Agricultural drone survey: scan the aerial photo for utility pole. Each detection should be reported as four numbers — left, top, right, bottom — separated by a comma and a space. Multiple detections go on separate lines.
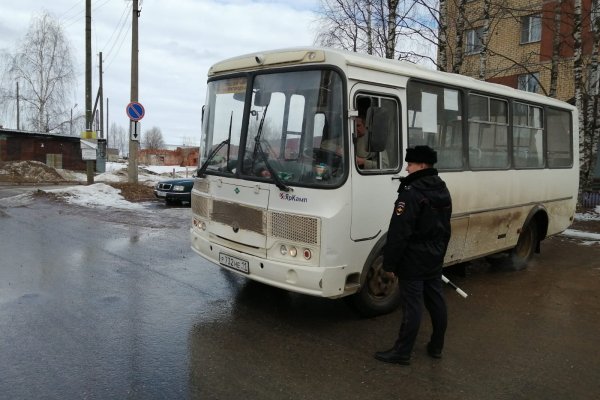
128, 0, 140, 183
106, 98, 109, 148
99, 51, 104, 139
85, 0, 94, 184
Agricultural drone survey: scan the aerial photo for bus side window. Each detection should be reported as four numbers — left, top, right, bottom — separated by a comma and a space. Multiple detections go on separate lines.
468, 94, 509, 169
547, 108, 573, 168
406, 81, 464, 170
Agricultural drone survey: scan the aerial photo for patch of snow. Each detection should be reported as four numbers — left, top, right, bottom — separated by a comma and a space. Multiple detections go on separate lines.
561, 229, 600, 241
45, 183, 145, 210
575, 206, 600, 221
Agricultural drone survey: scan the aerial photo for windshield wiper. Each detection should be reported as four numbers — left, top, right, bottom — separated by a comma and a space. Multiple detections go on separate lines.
250, 104, 290, 192
197, 110, 235, 177
255, 141, 291, 192
197, 138, 230, 178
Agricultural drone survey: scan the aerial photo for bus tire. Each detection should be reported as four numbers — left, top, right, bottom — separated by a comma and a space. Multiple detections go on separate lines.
509, 220, 538, 270
348, 253, 401, 317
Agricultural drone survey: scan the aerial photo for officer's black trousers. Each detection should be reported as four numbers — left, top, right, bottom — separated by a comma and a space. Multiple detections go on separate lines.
394, 276, 448, 356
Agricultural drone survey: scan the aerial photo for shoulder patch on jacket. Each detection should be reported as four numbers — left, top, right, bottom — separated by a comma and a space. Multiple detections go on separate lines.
395, 201, 406, 216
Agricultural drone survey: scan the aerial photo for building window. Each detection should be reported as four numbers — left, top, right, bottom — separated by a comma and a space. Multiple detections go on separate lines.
518, 73, 540, 93
521, 15, 541, 43
465, 27, 484, 54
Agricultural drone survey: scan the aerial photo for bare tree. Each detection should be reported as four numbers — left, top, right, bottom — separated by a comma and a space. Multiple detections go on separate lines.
108, 122, 128, 156
142, 126, 165, 150
576, 0, 600, 194
315, 0, 367, 53
2, 11, 75, 133
437, 0, 448, 71
548, 0, 564, 98
315, 0, 435, 62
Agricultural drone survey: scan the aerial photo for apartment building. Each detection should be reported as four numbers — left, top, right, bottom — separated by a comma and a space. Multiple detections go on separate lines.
442, 0, 598, 101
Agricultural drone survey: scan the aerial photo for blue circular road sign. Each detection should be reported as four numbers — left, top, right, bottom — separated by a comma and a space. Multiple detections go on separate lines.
126, 102, 145, 121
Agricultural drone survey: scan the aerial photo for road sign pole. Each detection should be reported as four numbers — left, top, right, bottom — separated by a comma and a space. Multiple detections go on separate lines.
128, 0, 140, 184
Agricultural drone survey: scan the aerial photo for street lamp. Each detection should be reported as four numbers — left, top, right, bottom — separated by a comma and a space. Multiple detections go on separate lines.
70, 104, 78, 136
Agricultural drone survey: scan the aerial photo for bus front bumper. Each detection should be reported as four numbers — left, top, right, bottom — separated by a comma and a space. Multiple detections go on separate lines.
190, 229, 351, 298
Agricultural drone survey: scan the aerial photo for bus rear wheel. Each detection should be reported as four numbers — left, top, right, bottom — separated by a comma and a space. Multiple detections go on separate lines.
348, 254, 401, 317
509, 220, 538, 270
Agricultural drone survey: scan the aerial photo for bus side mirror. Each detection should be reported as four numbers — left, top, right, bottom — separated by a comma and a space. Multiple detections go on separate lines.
254, 89, 271, 107
366, 107, 390, 152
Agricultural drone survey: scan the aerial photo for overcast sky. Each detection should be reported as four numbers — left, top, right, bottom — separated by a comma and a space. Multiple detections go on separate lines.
0, 0, 320, 147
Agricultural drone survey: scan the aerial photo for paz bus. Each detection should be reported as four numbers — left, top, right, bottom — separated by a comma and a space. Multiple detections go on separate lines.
190, 47, 578, 316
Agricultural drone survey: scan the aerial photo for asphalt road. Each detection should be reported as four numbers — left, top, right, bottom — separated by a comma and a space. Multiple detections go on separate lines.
1, 187, 599, 400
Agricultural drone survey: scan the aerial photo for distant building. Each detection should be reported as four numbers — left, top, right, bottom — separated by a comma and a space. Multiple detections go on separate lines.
0, 128, 86, 170
138, 147, 199, 167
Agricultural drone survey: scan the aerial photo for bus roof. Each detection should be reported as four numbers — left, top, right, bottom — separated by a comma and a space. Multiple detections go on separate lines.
208, 47, 576, 111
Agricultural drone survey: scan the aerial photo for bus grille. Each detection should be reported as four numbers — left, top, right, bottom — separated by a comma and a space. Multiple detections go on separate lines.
191, 192, 319, 244
212, 200, 266, 234
191, 193, 210, 218
269, 213, 319, 245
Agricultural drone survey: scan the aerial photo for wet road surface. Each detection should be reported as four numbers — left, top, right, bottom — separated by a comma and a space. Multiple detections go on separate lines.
1, 189, 599, 399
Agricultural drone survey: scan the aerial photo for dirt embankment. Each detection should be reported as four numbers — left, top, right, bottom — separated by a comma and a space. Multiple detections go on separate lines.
0, 161, 65, 183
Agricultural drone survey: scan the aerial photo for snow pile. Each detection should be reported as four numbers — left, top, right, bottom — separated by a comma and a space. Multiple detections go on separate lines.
45, 183, 145, 210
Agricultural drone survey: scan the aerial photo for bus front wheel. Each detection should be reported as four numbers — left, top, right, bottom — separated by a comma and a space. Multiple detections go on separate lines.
509, 220, 538, 270
348, 254, 402, 317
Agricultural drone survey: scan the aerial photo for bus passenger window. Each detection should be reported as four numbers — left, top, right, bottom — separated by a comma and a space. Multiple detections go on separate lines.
547, 108, 573, 167
513, 103, 544, 168
406, 82, 464, 169
468, 94, 509, 169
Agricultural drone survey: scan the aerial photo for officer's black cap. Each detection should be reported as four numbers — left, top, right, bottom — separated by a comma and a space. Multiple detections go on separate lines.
405, 145, 437, 164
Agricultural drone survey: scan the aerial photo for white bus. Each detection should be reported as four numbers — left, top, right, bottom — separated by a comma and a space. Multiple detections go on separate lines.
190, 48, 578, 316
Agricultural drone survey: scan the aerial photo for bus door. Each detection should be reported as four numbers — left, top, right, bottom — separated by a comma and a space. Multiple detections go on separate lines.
350, 90, 403, 242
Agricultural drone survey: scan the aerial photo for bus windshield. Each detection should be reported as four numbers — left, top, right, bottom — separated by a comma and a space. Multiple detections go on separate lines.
200, 69, 346, 188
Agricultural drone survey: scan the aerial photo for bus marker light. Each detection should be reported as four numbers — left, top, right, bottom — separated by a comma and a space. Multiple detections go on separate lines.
303, 249, 312, 260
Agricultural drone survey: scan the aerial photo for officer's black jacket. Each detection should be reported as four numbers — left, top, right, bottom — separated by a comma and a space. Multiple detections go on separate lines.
382, 168, 452, 280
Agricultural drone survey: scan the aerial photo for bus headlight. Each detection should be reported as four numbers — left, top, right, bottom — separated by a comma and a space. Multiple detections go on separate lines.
280, 245, 288, 256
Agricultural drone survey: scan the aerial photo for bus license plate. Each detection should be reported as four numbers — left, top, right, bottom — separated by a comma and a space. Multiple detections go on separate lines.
219, 253, 249, 274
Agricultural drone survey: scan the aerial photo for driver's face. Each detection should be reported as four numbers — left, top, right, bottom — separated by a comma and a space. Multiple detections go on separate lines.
355, 118, 366, 138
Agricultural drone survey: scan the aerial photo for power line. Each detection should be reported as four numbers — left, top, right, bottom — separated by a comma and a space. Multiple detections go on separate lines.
102, 4, 132, 64
103, 12, 132, 73
102, 3, 130, 53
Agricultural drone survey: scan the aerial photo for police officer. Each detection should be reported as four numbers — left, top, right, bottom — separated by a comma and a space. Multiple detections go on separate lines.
374, 145, 452, 365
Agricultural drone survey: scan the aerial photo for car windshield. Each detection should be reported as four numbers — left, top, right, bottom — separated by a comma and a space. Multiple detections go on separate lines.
199, 69, 346, 188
